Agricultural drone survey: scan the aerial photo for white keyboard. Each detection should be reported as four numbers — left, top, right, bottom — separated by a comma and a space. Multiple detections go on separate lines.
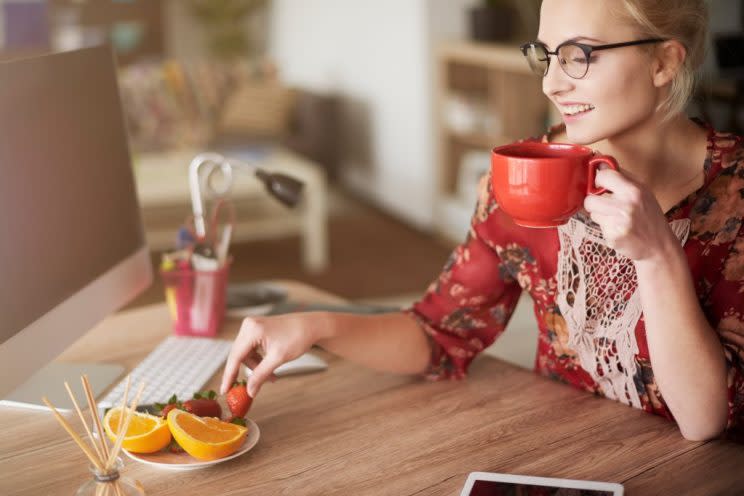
99, 336, 233, 410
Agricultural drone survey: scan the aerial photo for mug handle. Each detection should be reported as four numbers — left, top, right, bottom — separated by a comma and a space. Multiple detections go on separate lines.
587, 155, 620, 195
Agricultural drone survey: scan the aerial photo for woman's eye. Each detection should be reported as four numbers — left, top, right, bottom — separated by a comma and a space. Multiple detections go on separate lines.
573, 55, 598, 64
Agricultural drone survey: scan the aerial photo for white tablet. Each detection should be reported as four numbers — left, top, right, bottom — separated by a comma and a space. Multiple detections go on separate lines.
460, 472, 624, 495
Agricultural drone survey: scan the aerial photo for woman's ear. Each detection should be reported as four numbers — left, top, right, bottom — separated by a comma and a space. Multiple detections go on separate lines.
652, 40, 687, 88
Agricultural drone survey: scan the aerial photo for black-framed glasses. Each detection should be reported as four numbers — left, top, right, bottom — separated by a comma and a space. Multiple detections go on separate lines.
520, 38, 667, 79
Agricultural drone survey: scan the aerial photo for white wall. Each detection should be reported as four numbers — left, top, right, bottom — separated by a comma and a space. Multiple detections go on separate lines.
268, 0, 474, 229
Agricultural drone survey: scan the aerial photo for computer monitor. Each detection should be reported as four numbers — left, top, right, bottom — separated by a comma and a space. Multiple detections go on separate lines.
0, 45, 152, 410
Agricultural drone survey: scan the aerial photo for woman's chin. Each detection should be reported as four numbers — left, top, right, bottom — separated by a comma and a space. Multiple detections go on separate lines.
563, 120, 604, 146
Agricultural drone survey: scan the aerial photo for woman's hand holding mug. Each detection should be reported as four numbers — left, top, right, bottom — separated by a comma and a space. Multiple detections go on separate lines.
584, 169, 676, 262
489, 141, 676, 262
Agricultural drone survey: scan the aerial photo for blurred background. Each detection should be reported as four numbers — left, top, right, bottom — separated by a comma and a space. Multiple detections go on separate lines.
0, 0, 741, 320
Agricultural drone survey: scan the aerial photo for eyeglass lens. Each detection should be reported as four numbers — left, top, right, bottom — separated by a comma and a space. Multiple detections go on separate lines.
524, 43, 590, 79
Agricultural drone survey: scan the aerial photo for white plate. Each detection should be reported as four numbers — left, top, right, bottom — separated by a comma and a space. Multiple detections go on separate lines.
123, 418, 260, 471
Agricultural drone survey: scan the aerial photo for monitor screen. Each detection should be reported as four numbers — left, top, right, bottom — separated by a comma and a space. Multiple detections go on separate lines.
467, 480, 615, 496
0, 45, 144, 345
0, 45, 151, 399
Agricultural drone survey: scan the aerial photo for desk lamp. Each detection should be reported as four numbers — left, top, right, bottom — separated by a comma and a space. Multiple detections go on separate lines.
188, 152, 304, 239
187, 152, 304, 308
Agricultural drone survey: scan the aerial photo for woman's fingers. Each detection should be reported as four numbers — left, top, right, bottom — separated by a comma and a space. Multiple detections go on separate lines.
584, 192, 622, 216
246, 351, 285, 398
222, 314, 309, 395
242, 350, 263, 370
243, 351, 279, 383
593, 168, 638, 196
221, 344, 251, 394
588, 211, 615, 227
221, 319, 262, 393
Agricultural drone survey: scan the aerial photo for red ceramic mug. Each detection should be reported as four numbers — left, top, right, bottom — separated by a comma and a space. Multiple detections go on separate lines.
490, 142, 619, 228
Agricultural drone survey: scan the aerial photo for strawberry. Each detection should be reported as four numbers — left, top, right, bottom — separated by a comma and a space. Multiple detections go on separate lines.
160, 403, 177, 418
182, 390, 222, 418
226, 381, 252, 418
154, 394, 181, 418
167, 439, 185, 454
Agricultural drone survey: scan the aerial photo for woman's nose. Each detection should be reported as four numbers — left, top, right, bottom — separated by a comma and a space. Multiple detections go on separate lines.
542, 59, 573, 98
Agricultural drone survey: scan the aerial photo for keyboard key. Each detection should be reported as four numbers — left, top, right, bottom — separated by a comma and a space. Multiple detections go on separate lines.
99, 336, 232, 409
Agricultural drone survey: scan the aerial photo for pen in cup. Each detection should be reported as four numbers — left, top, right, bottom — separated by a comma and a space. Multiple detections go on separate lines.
190, 252, 219, 334
216, 224, 232, 267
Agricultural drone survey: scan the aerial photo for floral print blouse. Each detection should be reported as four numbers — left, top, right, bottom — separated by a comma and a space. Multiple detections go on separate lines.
407, 122, 744, 442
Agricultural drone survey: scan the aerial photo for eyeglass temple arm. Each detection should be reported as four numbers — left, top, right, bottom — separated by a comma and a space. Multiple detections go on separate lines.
587, 40, 663, 54
523, 38, 667, 54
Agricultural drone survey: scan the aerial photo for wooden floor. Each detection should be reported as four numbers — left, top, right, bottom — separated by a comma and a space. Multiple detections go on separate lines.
126, 191, 455, 310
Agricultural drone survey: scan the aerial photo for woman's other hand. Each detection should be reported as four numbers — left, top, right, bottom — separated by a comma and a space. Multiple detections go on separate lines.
220, 312, 330, 398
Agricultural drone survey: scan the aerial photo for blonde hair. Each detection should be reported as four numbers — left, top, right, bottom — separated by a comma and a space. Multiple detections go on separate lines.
614, 0, 709, 119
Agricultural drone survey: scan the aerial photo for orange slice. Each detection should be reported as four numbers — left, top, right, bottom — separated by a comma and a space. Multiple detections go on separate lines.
166, 409, 248, 461
103, 407, 171, 454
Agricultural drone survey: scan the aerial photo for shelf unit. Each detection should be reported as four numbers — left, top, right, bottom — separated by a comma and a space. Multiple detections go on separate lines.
434, 40, 559, 242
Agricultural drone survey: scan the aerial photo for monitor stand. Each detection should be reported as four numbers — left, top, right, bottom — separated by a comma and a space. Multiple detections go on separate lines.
0, 362, 124, 412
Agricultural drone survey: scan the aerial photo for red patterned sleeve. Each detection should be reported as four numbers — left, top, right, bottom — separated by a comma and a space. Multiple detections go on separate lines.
404, 174, 523, 380
708, 225, 744, 442
704, 150, 744, 442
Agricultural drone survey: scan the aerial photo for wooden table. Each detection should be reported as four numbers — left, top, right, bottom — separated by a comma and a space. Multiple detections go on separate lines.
1, 281, 742, 495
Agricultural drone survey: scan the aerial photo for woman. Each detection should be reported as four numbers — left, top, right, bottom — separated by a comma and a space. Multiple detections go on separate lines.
221, 0, 743, 442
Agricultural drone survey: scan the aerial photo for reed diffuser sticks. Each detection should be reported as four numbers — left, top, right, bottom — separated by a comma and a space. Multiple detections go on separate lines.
42, 376, 145, 496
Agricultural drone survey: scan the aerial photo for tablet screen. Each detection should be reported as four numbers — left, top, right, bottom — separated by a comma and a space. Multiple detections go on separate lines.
468, 480, 615, 496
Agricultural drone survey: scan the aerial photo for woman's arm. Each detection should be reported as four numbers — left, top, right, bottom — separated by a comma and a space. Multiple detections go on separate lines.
585, 168, 729, 440
635, 242, 729, 441
223, 173, 523, 397
221, 310, 431, 397
315, 311, 432, 374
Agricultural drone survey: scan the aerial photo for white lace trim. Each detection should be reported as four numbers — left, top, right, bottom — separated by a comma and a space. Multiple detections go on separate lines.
555, 217, 691, 408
